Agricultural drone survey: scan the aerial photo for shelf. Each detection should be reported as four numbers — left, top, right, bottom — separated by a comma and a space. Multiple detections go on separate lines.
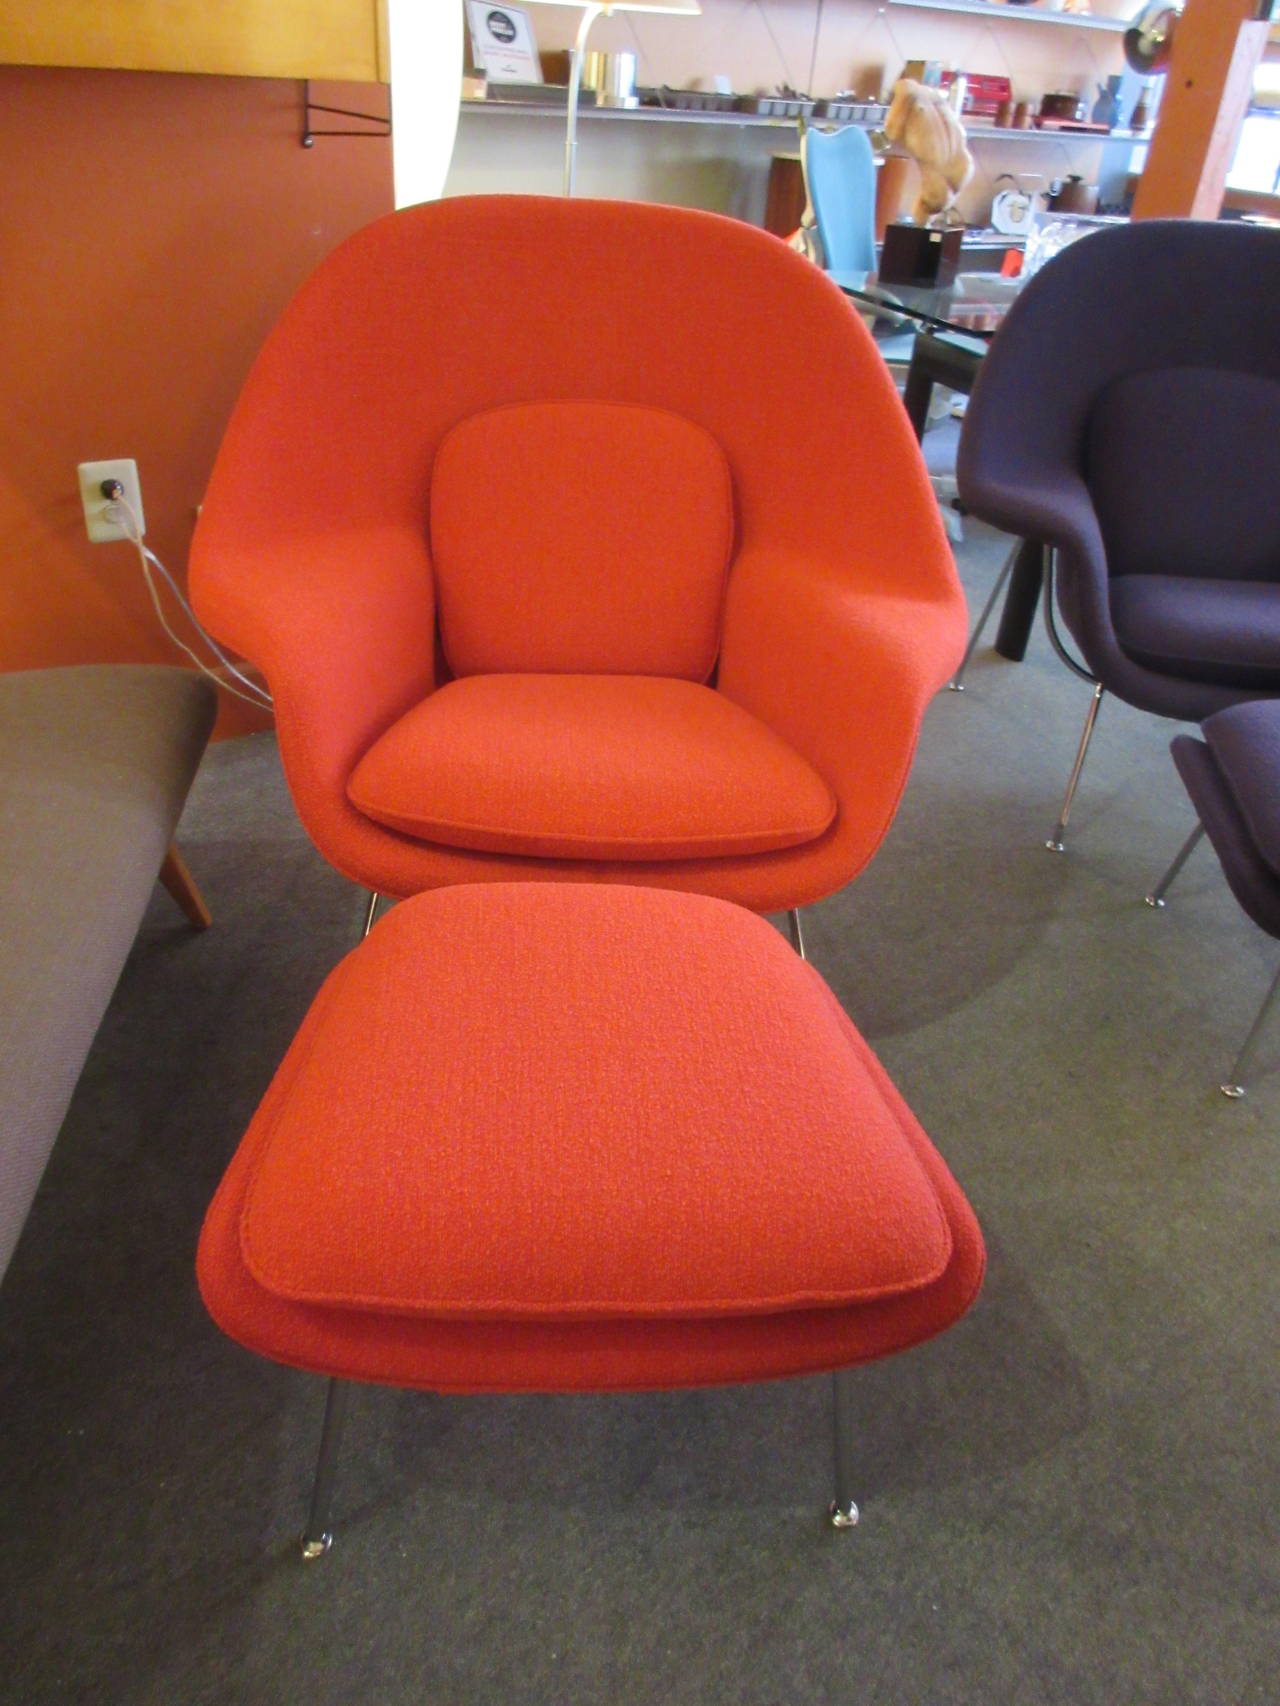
460, 101, 1144, 148
885, 0, 1129, 33
965, 123, 1145, 144
460, 99, 807, 130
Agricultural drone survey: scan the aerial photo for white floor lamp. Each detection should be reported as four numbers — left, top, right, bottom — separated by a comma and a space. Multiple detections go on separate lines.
385, 0, 464, 207
524, 0, 701, 195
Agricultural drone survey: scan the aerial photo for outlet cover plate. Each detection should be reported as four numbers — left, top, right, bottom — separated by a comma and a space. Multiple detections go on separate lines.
78, 459, 143, 543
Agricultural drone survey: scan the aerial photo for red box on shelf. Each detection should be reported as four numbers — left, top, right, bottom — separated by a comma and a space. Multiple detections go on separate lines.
940, 71, 1012, 120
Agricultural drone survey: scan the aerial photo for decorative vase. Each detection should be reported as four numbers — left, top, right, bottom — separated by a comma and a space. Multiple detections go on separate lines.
1048, 174, 1099, 215
1091, 75, 1124, 129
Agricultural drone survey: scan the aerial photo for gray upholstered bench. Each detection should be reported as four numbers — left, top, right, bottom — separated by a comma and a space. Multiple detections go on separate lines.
0, 665, 216, 1285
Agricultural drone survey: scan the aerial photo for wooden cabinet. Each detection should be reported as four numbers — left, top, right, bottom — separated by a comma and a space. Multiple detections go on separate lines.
0, 0, 388, 83
763, 152, 917, 242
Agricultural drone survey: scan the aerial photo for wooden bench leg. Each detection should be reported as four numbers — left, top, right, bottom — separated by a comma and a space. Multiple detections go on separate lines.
159, 843, 212, 930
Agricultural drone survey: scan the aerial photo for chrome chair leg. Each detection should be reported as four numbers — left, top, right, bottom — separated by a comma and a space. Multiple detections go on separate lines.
786, 908, 807, 960
361, 889, 382, 938
300, 1377, 351, 1561
828, 1367, 860, 1529
1220, 961, 1280, 1100
1047, 684, 1105, 853
1144, 824, 1206, 908
949, 541, 1018, 692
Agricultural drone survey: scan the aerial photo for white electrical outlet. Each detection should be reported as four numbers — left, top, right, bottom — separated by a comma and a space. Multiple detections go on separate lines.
77, 459, 144, 544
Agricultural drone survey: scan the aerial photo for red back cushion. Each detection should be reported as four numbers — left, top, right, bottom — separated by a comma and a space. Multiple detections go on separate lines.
430, 401, 733, 679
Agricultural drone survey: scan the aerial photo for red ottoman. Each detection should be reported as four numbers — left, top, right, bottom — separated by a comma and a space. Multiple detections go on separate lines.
198, 884, 984, 1556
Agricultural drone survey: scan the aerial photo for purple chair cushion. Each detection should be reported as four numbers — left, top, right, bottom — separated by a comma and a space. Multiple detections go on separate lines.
1201, 700, 1280, 883
1110, 576, 1280, 690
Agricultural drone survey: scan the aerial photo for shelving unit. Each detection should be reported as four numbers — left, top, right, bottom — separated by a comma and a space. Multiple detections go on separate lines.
452, 0, 1138, 219
885, 0, 1128, 32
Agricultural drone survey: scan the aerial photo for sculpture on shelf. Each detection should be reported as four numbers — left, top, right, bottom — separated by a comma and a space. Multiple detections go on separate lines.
879, 78, 974, 226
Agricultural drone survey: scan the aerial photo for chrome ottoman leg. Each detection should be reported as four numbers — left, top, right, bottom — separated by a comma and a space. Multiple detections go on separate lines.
300, 1378, 351, 1560
1145, 824, 1206, 908
1221, 962, 1280, 1100
828, 1367, 860, 1529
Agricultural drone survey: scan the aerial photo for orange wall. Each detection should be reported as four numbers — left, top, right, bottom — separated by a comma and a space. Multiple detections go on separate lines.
0, 66, 393, 735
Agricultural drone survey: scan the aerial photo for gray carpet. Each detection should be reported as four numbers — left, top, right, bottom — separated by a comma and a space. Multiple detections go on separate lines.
1, 521, 1276, 1705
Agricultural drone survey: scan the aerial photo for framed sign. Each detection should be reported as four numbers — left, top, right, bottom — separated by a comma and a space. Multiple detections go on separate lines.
465, 3, 542, 84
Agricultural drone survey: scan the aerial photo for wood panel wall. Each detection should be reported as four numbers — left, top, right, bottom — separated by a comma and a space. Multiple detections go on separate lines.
0, 0, 387, 83
0, 66, 393, 737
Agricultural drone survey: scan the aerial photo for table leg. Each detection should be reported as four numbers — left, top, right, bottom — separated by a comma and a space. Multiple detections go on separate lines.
891, 327, 1045, 668
900, 331, 982, 443
902, 356, 935, 441
994, 539, 1047, 661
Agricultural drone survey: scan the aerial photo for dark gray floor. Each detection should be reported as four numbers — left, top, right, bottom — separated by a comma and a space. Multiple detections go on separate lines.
1, 521, 1276, 1705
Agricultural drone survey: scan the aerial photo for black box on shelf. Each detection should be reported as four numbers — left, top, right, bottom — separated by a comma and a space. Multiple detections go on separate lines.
879, 223, 964, 288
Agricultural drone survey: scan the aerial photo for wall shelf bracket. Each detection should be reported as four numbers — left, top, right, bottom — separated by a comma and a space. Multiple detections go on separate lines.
301, 81, 391, 148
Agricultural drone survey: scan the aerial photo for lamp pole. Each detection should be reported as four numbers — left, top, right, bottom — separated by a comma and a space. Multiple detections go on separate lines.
526, 0, 698, 197
564, 3, 605, 196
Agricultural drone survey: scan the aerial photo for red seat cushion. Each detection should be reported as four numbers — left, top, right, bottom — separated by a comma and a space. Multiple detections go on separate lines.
347, 675, 836, 861
431, 400, 733, 681
198, 884, 984, 1391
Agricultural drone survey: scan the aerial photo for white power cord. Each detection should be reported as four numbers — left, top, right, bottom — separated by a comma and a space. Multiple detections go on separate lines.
105, 489, 273, 712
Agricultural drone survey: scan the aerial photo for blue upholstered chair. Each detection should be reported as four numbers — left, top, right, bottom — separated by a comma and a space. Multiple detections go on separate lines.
799, 121, 917, 369
800, 121, 878, 272
956, 218, 1280, 851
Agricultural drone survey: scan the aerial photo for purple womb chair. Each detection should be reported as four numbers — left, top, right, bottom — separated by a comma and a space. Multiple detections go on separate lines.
955, 218, 1280, 852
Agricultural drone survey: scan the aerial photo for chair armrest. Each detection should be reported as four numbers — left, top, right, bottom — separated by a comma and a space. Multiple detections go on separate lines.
957, 451, 1100, 564
190, 522, 436, 807
955, 461, 1120, 666
717, 544, 966, 880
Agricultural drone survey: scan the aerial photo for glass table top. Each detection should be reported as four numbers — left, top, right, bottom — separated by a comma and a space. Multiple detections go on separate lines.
829, 268, 1024, 342
830, 215, 1128, 343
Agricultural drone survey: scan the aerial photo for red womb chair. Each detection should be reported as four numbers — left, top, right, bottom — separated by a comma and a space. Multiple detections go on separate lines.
190, 195, 964, 931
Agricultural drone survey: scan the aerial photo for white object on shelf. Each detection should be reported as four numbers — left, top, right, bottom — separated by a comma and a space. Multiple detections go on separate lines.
991, 178, 1042, 234
465, 2, 542, 84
